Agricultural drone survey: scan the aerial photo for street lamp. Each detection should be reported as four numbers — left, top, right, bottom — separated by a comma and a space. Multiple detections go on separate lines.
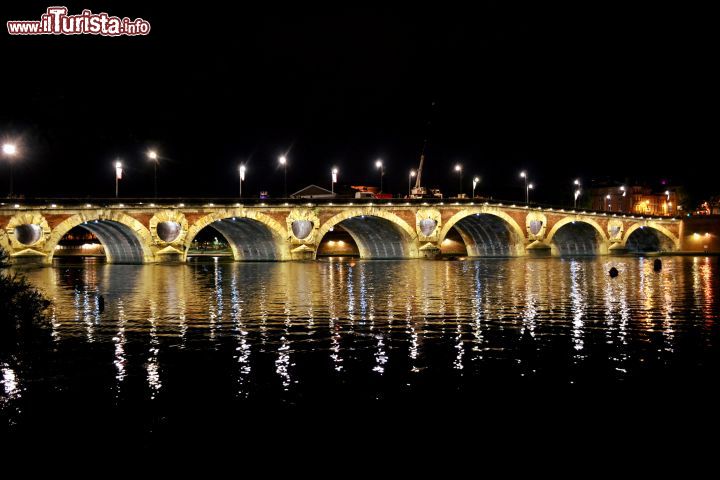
520, 171, 530, 204
605, 194, 611, 211
331, 167, 338, 194
279, 155, 287, 197
375, 159, 384, 193
115, 160, 123, 198
454, 164, 463, 197
2, 143, 17, 197
409, 169, 416, 197
239, 164, 246, 198
147, 150, 159, 197
472, 176, 480, 198
573, 179, 581, 208
665, 190, 670, 201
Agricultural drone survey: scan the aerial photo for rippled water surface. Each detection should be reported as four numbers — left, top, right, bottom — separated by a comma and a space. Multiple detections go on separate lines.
2, 256, 720, 447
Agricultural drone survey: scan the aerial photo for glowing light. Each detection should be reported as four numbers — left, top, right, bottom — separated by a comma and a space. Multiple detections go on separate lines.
279, 156, 287, 165
454, 164, 462, 172
147, 150, 158, 160
2, 143, 17, 155
520, 171, 526, 178
375, 159, 383, 168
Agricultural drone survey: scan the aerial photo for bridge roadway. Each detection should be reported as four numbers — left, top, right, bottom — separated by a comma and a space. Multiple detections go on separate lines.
0, 197, 683, 264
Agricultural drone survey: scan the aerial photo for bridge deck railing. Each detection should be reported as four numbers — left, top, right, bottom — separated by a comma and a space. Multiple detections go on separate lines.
0, 197, 682, 221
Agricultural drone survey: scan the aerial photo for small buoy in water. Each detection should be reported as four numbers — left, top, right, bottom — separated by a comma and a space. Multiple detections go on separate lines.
98, 294, 105, 312
609, 267, 619, 278
653, 259, 662, 271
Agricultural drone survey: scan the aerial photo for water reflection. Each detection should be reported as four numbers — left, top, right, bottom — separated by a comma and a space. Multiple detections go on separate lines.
3, 256, 719, 428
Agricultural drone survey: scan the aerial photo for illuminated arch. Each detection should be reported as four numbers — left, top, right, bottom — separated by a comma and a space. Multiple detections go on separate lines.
545, 216, 609, 255
622, 222, 679, 252
315, 208, 418, 259
44, 211, 155, 264
183, 209, 291, 261
438, 208, 526, 256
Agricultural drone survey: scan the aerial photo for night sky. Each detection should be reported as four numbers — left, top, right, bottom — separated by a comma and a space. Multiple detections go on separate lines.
1, 2, 714, 204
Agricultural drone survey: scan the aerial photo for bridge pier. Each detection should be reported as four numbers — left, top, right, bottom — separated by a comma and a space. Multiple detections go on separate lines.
525, 240, 551, 256
608, 242, 628, 254
8, 252, 48, 266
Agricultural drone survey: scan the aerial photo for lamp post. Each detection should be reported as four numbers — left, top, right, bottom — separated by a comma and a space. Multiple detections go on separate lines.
409, 169, 416, 197
115, 161, 123, 198
148, 150, 158, 197
605, 194, 611, 211
454, 164, 463, 197
528, 183, 534, 203
2, 143, 17, 198
472, 176, 480, 198
375, 159, 384, 193
331, 167, 338, 194
573, 179, 581, 209
520, 171, 529, 204
239, 164, 246, 198
279, 155, 287, 197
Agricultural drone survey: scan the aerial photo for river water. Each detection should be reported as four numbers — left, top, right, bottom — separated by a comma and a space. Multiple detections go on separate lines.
2, 256, 719, 449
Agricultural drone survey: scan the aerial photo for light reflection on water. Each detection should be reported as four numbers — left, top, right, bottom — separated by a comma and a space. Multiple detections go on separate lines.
2, 256, 719, 433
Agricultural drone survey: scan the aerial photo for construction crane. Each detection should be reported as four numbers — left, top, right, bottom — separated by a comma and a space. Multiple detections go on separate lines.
410, 101, 443, 199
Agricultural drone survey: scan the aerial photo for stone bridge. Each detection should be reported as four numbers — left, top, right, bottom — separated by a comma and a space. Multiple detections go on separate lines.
0, 199, 684, 264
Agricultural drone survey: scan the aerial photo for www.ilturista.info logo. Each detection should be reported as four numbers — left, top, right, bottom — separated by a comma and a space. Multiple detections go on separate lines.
7, 7, 151, 36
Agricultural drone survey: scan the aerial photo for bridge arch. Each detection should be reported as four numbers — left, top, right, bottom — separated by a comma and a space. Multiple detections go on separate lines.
316, 208, 418, 259
623, 223, 679, 253
44, 211, 155, 264
438, 208, 526, 256
183, 209, 290, 261
546, 217, 608, 256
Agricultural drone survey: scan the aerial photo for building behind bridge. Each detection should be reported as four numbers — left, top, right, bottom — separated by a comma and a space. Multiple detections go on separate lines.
587, 183, 680, 216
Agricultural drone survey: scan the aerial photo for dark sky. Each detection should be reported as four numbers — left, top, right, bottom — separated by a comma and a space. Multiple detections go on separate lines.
1, 2, 714, 204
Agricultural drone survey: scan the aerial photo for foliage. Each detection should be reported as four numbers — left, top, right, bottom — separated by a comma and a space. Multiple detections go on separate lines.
0, 247, 51, 349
